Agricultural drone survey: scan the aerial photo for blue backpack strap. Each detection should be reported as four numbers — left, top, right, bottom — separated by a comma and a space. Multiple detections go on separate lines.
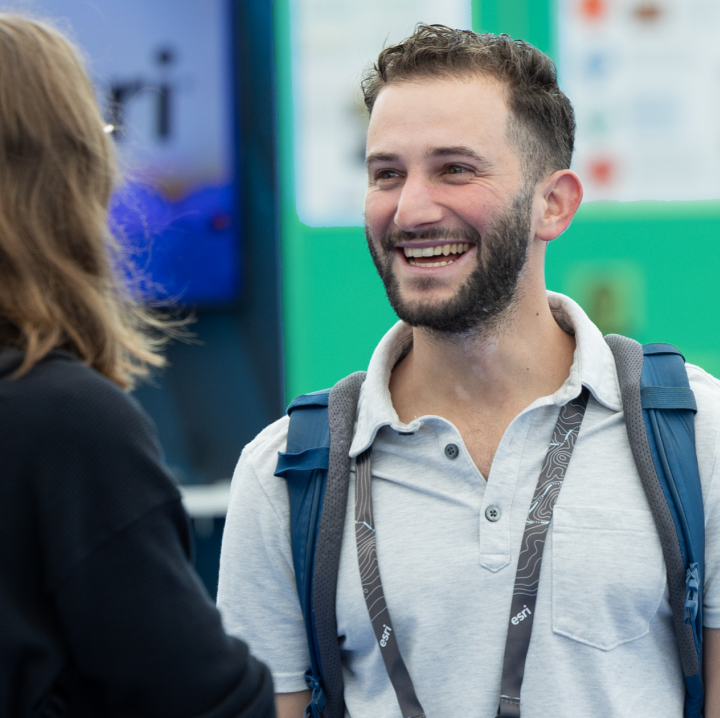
640, 343, 704, 718
274, 389, 331, 718
274, 372, 367, 718
606, 335, 704, 718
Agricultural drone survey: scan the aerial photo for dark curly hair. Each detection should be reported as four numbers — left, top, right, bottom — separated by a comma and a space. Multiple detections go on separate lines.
361, 24, 575, 182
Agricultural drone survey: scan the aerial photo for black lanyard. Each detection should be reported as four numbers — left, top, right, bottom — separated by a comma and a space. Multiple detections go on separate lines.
354, 387, 589, 718
497, 387, 589, 716
355, 448, 425, 718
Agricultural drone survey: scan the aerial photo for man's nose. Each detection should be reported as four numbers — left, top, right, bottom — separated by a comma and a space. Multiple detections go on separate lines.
394, 175, 444, 232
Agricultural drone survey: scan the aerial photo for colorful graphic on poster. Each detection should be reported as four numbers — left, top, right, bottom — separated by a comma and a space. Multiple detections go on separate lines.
565, 261, 646, 336
559, 0, 720, 201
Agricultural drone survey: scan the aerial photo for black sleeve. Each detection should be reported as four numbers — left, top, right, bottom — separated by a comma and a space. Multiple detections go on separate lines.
53, 499, 275, 718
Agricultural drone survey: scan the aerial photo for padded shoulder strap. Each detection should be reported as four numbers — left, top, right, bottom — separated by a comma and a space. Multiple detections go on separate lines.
274, 372, 366, 718
605, 335, 704, 718
313, 371, 367, 718
275, 388, 332, 716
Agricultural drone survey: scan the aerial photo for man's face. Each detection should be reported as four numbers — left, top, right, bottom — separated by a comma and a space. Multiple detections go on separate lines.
365, 76, 535, 335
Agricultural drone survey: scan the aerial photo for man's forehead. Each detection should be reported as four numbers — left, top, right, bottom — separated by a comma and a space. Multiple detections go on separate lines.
369, 74, 508, 116
365, 77, 511, 159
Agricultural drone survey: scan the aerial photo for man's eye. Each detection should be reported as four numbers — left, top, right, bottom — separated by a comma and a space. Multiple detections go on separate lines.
375, 169, 400, 181
446, 165, 470, 175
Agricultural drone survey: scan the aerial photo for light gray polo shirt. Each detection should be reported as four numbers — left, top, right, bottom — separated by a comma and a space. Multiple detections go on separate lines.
217, 291, 720, 718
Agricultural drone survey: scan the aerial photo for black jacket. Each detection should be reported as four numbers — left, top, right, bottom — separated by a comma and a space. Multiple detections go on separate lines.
0, 348, 274, 717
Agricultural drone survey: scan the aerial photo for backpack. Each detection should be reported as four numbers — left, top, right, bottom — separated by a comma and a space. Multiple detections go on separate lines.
274, 335, 705, 718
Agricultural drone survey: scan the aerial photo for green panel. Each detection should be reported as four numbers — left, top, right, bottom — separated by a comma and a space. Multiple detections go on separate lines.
547, 201, 720, 378
280, 222, 397, 400
474, 0, 554, 56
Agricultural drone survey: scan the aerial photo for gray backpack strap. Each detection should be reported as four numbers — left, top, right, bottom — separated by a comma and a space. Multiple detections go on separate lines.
605, 335, 700, 679
312, 371, 366, 718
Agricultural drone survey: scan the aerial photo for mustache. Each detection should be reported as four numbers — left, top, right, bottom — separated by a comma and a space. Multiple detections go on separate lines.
378, 226, 482, 250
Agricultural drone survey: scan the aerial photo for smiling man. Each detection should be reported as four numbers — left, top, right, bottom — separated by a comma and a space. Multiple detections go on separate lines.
218, 26, 720, 718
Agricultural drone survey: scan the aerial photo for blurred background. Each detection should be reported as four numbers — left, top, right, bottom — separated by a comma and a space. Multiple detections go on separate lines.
15, 0, 720, 595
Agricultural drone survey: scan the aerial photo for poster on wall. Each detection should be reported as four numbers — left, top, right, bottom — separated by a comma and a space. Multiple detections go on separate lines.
25, 0, 239, 304
559, 0, 720, 202
291, 0, 472, 227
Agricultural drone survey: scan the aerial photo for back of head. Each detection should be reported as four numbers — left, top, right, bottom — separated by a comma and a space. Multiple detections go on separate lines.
0, 14, 166, 389
362, 24, 576, 184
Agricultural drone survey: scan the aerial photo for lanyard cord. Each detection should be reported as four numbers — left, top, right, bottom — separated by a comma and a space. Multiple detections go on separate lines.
355, 448, 426, 718
498, 387, 589, 717
354, 387, 589, 718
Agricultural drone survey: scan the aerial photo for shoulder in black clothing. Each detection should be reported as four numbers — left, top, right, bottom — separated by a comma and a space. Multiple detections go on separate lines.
0, 347, 182, 587
0, 347, 163, 463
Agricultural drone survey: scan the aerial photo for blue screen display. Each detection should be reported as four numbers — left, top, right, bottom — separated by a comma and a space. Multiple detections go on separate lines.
35, 0, 241, 305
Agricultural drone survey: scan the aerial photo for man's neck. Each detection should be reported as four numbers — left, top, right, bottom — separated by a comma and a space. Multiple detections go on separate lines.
389, 289, 576, 429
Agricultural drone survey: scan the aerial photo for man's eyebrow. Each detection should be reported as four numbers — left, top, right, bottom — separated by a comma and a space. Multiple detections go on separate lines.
428, 146, 492, 166
365, 147, 493, 167
365, 152, 398, 167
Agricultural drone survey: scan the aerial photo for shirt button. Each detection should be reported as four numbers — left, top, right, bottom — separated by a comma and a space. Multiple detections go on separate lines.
444, 443, 459, 460
485, 505, 501, 522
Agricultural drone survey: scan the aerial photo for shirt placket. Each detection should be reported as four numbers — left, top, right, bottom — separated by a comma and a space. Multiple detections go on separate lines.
479, 412, 534, 572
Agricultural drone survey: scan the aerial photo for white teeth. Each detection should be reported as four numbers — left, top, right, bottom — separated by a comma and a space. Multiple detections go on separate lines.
402, 242, 474, 262
407, 258, 455, 267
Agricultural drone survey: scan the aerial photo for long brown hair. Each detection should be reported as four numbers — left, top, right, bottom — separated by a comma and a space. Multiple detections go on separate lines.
0, 14, 172, 389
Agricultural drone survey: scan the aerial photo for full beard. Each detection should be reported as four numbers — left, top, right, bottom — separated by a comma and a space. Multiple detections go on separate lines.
366, 186, 535, 337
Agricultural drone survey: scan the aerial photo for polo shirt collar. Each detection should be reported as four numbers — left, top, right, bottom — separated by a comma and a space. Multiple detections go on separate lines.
350, 291, 622, 458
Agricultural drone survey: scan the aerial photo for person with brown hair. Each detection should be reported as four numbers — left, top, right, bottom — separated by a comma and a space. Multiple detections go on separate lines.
217, 24, 720, 718
0, 14, 274, 718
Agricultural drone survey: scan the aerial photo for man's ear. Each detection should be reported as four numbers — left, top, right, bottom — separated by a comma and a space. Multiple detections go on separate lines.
534, 170, 583, 243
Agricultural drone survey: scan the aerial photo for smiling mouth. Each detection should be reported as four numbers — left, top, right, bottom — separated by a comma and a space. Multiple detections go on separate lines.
399, 242, 473, 268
